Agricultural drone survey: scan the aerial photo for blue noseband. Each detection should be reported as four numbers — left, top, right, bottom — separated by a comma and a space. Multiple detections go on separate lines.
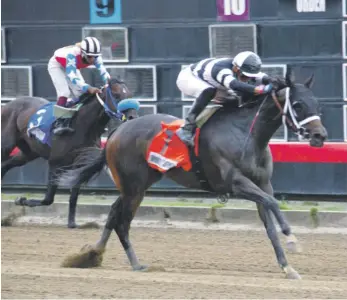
118, 98, 140, 112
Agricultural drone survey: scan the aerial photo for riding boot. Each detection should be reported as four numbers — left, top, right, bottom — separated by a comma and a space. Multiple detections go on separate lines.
56, 96, 68, 107
176, 87, 216, 147
53, 96, 75, 136
53, 118, 75, 136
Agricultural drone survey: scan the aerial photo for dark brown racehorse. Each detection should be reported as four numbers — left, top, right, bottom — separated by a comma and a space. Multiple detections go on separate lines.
1, 79, 139, 228
59, 68, 328, 279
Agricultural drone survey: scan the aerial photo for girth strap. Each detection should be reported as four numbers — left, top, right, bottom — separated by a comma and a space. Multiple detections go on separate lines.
188, 146, 214, 192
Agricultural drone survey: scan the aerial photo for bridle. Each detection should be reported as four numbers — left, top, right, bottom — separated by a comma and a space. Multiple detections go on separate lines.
271, 88, 320, 139
242, 86, 321, 158
95, 84, 124, 120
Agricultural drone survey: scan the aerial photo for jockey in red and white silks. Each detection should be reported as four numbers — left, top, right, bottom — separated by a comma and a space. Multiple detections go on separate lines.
48, 36, 110, 108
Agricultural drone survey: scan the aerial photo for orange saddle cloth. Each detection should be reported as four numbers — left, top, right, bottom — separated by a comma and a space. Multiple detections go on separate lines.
146, 120, 200, 173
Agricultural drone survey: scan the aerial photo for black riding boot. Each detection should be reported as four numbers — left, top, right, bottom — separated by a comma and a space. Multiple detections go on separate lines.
53, 118, 75, 136
176, 87, 216, 147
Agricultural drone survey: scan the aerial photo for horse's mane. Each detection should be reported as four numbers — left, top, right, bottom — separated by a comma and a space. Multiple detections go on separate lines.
218, 93, 268, 112
78, 93, 95, 105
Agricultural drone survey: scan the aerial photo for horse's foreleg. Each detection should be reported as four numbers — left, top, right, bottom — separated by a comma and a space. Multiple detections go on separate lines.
229, 172, 301, 279
67, 187, 80, 228
258, 182, 302, 254
255, 205, 300, 279
231, 172, 291, 235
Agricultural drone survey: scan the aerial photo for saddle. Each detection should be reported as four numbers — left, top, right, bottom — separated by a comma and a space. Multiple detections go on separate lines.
146, 105, 229, 202
27, 101, 84, 146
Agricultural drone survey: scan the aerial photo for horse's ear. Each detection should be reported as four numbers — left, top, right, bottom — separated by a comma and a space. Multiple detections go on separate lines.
304, 73, 314, 89
285, 66, 295, 87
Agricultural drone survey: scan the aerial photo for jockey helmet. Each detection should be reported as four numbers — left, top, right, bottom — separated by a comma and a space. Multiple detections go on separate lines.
232, 51, 262, 77
81, 37, 101, 57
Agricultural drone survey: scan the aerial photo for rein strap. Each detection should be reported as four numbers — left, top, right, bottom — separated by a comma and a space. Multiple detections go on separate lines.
96, 86, 123, 120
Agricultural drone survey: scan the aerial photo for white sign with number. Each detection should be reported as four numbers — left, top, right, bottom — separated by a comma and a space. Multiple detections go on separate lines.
296, 0, 326, 13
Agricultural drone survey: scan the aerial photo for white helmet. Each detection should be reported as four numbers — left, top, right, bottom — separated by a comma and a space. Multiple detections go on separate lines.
81, 37, 101, 56
232, 51, 262, 77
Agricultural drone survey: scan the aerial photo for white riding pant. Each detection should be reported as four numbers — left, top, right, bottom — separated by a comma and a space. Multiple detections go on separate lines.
47, 56, 86, 99
176, 65, 213, 99
176, 65, 238, 103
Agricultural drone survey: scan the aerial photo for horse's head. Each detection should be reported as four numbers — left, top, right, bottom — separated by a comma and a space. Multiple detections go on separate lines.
96, 78, 140, 121
273, 67, 327, 147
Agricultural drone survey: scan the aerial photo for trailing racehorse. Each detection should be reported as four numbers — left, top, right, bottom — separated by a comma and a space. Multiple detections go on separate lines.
59, 68, 327, 278
1, 78, 140, 228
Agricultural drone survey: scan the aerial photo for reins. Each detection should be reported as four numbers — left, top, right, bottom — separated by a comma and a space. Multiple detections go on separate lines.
241, 87, 321, 159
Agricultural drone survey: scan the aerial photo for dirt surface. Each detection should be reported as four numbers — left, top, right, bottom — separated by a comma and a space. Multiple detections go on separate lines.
2, 224, 347, 299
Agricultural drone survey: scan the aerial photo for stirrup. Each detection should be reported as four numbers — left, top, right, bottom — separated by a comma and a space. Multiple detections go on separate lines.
53, 126, 75, 136
53, 118, 75, 136
176, 128, 195, 146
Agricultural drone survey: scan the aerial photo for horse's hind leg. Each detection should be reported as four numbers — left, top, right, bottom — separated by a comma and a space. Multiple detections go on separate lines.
1, 113, 19, 162
1, 150, 38, 179
1, 139, 16, 162
114, 191, 147, 270
95, 161, 162, 271
15, 164, 59, 210
18, 163, 80, 228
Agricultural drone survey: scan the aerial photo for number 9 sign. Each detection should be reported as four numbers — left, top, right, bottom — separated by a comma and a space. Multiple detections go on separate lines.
217, 0, 250, 21
90, 0, 122, 24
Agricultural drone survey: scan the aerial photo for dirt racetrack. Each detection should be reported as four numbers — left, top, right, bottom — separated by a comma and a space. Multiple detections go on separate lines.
2, 224, 347, 299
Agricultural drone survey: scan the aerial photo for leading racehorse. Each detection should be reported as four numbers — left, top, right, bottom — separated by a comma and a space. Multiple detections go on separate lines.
59, 68, 327, 279
1, 78, 139, 228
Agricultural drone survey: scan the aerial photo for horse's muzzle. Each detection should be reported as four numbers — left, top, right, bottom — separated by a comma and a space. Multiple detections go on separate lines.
305, 119, 327, 148
123, 108, 139, 121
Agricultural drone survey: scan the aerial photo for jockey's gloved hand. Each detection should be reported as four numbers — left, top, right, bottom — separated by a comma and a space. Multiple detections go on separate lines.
88, 86, 102, 94
254, 84, 273, 95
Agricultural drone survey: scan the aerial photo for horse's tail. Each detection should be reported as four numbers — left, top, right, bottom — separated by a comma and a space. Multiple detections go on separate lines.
58, 147, 106, 187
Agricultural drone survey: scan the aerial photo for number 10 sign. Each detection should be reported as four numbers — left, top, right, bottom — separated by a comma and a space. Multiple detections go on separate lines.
217, 0, 250, 22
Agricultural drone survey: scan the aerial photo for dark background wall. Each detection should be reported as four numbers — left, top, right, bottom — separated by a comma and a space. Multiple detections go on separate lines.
1, 0, 346, 196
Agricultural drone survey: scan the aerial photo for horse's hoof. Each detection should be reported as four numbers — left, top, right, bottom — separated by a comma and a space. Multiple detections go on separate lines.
133, 265, 149, 272
286, 234, 302, 253
283, 266, 302, 280
287, 241, 302, 253
14, 197, 26, 206
68, 222, 78, 229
